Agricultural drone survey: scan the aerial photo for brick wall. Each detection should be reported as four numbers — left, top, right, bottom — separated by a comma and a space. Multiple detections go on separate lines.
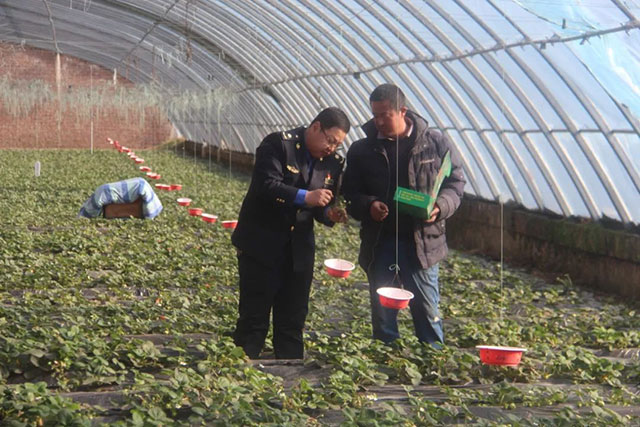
447, 197, 640, 301
0, 42, 174, 149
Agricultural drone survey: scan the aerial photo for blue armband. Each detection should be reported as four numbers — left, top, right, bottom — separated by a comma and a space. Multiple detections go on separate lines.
294, 189, 307, 206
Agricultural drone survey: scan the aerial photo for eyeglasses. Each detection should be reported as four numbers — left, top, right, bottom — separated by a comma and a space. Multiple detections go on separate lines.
321, 128, 342, 148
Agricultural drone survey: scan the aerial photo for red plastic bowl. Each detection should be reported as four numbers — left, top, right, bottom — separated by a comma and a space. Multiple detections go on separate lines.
155, 184, 170, 191
221, 220, 238, 229
122, 147, 130, 153
139, 166, 151, 172
201, 213, 218, 223
177, 198, 192, 206
170, 184, 182, 191
146, 173, 161, 180
376, 287, 414, 309
324, 259, 355, 278
476, 346, 527, 366
134, 158, 144, 164
188, 208, 203, 216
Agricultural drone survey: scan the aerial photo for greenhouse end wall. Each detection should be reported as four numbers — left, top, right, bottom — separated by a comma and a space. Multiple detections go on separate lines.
0, 42, 173, 149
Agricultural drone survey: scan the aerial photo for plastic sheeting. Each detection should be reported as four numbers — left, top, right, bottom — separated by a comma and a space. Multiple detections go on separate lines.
0, 0, 638, 224
514, 0, 640, 120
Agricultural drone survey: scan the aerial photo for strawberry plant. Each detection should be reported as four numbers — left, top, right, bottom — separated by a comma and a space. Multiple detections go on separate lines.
0, 148, 638, 425
0, 382, 92, 426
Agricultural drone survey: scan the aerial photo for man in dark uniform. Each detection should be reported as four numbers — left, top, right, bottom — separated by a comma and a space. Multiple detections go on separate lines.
231, 107, 350, 359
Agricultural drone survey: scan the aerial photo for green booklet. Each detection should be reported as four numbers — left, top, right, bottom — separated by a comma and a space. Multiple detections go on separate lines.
393, 150, 452, 219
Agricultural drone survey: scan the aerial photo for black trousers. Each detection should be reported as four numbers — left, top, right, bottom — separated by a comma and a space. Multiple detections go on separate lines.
232, 245, 313, 359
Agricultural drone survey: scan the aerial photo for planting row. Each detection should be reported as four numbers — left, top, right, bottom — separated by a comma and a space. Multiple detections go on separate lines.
0, 147, 638, 425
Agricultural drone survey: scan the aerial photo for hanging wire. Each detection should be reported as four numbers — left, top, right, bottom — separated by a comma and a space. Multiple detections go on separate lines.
228, 140, 232, 179
89, 64, 94, 155
500, 195, 504, 323
194, 135, 198, 202
392, 84, 402, 289
499, 67, 506, 322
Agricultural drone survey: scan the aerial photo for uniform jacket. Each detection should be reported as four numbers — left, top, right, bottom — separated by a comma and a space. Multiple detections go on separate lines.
343, 110, 466, 271
232, 127, 345, 271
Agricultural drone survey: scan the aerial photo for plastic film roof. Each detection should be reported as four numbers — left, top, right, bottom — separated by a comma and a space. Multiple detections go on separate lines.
1, 0, 639, 224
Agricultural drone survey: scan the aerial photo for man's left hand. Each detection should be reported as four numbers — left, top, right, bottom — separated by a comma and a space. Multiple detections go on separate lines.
328, 207, 348, 223
424, 204, 440, 223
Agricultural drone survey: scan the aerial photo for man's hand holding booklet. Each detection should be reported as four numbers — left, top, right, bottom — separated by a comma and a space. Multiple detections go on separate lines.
393, 151, 452, 220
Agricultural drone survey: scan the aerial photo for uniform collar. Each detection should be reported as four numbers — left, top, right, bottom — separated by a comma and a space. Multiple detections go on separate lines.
299, 130, 314, 164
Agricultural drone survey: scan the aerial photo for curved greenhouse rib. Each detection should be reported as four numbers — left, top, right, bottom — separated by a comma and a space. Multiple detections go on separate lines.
567, 0, 640, 196
266, 2, 370, 86
161, 13, 282, 148
324, 0, 556, 207
68, 0, 244, 87
611, 0, 638, 21
1, 0, 638, 222
116, 0, 180, 67
544, 59, 638, 222
225, 1, 367, 128
336, 0, 483, 197
5, 2, 239, 90
429, 0, 572, 213
434, 0, 591, 218
487, 0, 634, 221
316, 2, 484, 197
283, 0, 479, 155
386, 1, 531, 205
0, 6, 184, 87
424, 0, 546, 209
232, 18, 639, 92
185, 7, 317, 129
102, 0, 269, 89
3, 1, 283, 152
41, 0, 60, 54
264, 1, 393, 128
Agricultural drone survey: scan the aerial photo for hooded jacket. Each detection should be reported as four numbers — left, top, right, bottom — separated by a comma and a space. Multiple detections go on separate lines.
343, 110, 466, 270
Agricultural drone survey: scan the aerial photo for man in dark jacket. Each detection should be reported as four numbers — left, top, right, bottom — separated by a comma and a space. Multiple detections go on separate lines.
231, 107, 350, 359
343, 84, 465, 347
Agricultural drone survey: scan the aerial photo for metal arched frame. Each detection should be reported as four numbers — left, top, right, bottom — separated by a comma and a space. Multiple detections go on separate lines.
1, 0, 638, 223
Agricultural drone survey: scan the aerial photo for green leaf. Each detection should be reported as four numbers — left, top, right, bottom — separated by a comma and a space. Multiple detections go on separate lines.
28, 348, 45, 358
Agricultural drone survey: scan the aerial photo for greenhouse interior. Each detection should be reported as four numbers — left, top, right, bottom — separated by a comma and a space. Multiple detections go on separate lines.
1, 0, 639, 425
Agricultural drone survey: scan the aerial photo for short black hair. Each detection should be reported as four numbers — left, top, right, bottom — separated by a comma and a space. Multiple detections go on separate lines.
311, 107, 350, 133
369, 83, 406, 111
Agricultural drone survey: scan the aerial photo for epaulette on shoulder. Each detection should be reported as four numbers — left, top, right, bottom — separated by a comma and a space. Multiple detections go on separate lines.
281, 130, 301, 141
